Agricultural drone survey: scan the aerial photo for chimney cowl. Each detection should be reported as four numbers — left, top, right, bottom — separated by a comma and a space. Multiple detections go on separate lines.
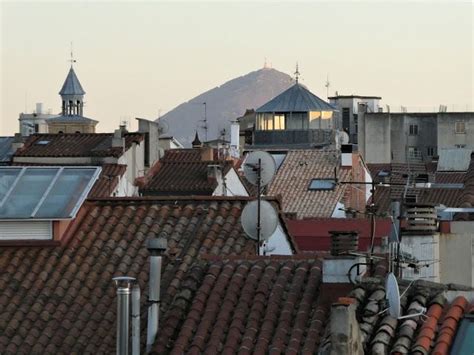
147, 237, 167, 254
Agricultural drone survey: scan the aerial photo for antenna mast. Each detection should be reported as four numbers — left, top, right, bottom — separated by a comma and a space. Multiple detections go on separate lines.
325, 74, 330, 98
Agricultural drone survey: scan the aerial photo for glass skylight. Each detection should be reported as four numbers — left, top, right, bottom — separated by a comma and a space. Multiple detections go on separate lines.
0, 167, 101, 220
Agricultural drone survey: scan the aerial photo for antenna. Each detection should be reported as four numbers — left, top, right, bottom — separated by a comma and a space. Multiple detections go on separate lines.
325, 74, 330, 98
243, 151, 277, 255
385, 273, 427, 319
294, 62, 300, 84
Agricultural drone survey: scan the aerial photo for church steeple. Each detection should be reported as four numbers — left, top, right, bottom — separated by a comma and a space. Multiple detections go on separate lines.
59, 66, 85, 116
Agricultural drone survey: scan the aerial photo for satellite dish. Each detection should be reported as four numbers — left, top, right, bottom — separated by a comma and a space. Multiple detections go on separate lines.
386, 273, 401, 318
243, 151, 276, 187
384, 272, 427, 320
338, 131, 349, 145
241, 200, 278, 242
157, 119, 169, 135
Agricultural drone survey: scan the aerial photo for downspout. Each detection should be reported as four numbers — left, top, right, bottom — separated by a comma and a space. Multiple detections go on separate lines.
146, 237, 167, 353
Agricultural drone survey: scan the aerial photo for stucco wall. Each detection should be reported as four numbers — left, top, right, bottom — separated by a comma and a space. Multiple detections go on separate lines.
439, 221, 474, 287
437, 113, 474, 150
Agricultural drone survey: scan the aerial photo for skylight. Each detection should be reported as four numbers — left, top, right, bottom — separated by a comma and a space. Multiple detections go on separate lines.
308, 179, 336, 191
450, 315, 474, 354
35, 140, 50, 145
0, 167, 101, 220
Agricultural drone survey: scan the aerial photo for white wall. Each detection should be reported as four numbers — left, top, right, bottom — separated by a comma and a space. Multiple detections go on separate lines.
118, 141, 145, 196
401, 234, 440, 282
263, 223, 293, 255
439, 222, 474, 287
213, 168, 249, 196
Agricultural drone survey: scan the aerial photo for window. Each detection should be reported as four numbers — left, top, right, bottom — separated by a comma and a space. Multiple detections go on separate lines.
309, 179, 336, 190
409, 124, 418, 135
427, 147, 436, 156
455, 144, 466, 149
34, 124, 39, 133
408, 147, 421, 159
455, 121, 466, 134
274, 114, 285, 130
342, 108, 350, 132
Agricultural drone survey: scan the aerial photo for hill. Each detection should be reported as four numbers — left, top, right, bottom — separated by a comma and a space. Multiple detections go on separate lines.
158, 68, 294, 146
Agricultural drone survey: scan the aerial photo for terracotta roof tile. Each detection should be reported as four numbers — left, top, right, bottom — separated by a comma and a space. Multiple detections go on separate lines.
0, 197, 275, 354
267, 149, 351, 218
14, 133, 144, 158
140, 160, 234, 196
88, 164, 127, 198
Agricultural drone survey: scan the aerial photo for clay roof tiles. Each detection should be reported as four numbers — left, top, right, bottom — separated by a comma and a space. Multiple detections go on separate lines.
88, 164, 127, 197
0, 197, 272, 354
14, 133, 144, 158
267, 149, 351, 218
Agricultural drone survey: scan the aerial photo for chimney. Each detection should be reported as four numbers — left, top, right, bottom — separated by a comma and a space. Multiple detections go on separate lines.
146, 237, 167, 353
230, 121, 240, 159
341, 144, 357, 168
112, 126, 127, 148
329, 298, 363, 355
200, 146, 214, 161
12, 133, 24, 151
113, 276, 136, 355
35, 103, 43, 114
323, 231, 366, 283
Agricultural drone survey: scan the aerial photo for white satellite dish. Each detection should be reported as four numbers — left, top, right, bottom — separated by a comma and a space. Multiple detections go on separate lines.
338, 131, 349, 145
241, 200, 278, 242
386, 273, 401, 318
157, 119, 169, 135
384, 272, 426, 320
243, 151, 276, 187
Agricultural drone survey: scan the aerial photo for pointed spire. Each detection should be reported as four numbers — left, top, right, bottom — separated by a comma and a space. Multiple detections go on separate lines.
59, 67, 85, 96
192, 131, 202, 148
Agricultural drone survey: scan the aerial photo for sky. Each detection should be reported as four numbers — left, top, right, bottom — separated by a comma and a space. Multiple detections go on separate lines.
1, 1, 473, 135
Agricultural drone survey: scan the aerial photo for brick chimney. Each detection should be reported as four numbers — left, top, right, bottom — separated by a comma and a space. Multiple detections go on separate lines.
200, 146, 214, 161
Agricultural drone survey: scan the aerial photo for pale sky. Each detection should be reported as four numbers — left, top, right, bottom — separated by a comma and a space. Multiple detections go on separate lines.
1, 1, 473, 136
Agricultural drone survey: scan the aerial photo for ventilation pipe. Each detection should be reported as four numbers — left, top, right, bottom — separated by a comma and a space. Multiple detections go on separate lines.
113, 276, 136, 355
230, 120, 240, 158
131, 284, 141, 355
146, 237, 167, 353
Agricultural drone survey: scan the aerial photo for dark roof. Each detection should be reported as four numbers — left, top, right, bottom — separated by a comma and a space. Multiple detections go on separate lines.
140, 160, 233, 196
165, 256, 328, 354
328, 95, 382, 100
267, 149, 351, 218
368, 162, 468, 214
0, 137, 15, 164
320, 279, 474, 354
14, 133, 144, 158
286, 217, 392, 252
46, 115, 98, 124
59, 67, 85, 96
256, 83, 336, 113
0, 197, 277, 354
88, 164, 127, 197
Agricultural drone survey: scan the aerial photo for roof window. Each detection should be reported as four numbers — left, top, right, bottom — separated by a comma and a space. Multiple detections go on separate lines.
36, 140, 50, 145
309, 179, 336, 191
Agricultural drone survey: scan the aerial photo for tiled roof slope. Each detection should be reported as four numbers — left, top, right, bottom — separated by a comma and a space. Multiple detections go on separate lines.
14, 133, 144, 158
0, 197, 266, 354
88, 164, 127, 197
267, 149, 351, 218
140, 160, 233, 195
320, 279, 474, 355
455, 153, 474, 221
368, 163, 467, 214
166, 257, 324, 354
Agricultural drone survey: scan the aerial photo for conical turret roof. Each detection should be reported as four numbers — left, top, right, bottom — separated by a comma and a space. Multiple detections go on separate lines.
256, 83, 335, 113
59, 67, 85, 96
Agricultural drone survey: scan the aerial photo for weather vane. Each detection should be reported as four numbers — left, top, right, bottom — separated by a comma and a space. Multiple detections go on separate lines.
69, 42, 77, 67
294, 62, 300, 83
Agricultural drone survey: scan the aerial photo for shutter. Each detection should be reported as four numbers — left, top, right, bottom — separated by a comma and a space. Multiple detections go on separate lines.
0, 221, 52, 240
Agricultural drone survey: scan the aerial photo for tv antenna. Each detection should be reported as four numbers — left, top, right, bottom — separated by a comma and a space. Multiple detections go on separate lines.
192, 102, 208, 142
294, 62, 300, 84
243, 151, 277, 254
383, 273, 427, 319
325, 74, 330, 98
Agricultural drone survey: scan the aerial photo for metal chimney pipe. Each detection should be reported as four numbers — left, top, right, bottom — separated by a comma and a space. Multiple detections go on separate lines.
131, 284, 141, 355
146, 237, 167, 353
113, 276, 136, 355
